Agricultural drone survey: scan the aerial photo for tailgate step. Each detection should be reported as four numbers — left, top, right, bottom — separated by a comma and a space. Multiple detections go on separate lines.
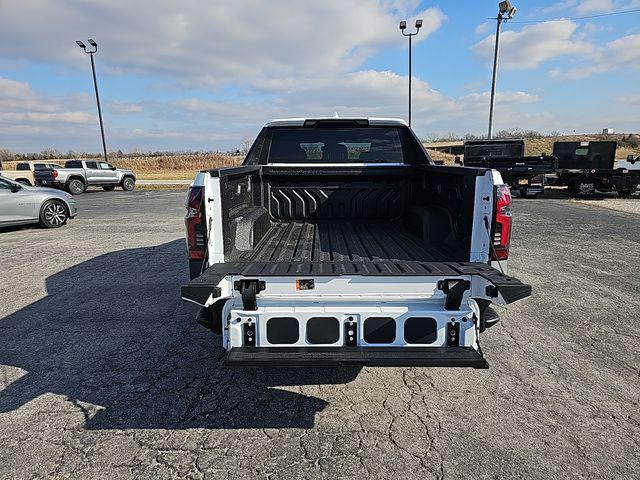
224, 346, 488, 368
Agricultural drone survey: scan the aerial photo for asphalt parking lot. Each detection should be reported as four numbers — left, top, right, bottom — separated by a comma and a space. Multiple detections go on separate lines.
1, 190, 639, 479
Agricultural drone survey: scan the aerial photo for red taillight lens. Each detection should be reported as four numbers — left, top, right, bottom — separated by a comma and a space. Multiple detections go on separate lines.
52, 170, 58, 178
185, 187, 205, 260
491, 184, 512, 261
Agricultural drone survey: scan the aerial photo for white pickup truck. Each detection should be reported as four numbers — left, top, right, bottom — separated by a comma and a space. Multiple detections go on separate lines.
181, 118, 531, 368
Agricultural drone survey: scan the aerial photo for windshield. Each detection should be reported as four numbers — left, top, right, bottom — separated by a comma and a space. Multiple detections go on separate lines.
267, 127, 404, 164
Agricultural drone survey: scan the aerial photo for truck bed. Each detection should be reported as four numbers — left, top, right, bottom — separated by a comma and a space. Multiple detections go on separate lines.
238, 221, 450, 264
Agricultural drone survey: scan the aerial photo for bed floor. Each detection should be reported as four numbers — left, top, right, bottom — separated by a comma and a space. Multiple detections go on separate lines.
238, 221, 450, 264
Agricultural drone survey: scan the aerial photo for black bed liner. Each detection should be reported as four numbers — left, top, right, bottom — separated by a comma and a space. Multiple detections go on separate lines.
240, 221, 451, 263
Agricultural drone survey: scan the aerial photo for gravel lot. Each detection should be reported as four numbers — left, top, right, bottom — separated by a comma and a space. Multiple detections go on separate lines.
1, 190, 638, 479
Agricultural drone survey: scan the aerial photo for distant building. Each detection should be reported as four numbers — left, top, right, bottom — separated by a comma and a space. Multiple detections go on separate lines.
602, 128, 614, 135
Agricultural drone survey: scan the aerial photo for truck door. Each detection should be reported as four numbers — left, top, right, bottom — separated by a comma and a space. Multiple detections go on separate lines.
84, 161, 102, 183
98, 162, 120, 184
0, 177, 36, 224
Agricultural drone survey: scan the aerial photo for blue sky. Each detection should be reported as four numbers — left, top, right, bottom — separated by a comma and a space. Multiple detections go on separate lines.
0, 0, 639, 153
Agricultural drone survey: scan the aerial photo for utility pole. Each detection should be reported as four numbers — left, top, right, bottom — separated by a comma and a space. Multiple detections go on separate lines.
488, 1, 517, 139
76, 39, 108, 162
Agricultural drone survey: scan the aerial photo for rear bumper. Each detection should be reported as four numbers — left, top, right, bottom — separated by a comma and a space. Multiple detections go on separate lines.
224, 346, 488, 368
36, 180, 64, 188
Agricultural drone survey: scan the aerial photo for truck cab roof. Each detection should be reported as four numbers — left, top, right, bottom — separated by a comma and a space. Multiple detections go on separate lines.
265, 117, 408, 127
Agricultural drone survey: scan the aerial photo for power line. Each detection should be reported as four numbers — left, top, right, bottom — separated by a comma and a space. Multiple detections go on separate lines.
494, 8, 640, 24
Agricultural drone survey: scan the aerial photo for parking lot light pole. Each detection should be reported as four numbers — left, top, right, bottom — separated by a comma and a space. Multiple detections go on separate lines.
76, 39, 108, 162
400, 19, 423, 127
488, 1, 517, 139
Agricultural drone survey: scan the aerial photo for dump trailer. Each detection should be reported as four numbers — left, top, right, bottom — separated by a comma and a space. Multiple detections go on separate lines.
462, 139, 556, 198
553, 141, 640, 197
181, 118, 531, 368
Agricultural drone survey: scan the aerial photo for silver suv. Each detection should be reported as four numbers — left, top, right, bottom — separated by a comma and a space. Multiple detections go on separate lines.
34, 159, 136, 195
0, 176, 78, 228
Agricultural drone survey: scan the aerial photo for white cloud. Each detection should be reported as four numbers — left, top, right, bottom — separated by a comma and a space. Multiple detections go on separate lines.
0, 77, 94, 124
473, 20, 592, 70
0, 0, 445, 89
618, 95, 640, 105
109, 101, 144, 114
562, 34, 640, 78
574, 0, 615, 14
168, 70, 542, 140
475, 22, 492, 35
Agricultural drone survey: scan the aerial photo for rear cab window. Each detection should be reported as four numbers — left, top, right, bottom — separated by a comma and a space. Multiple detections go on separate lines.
65, 161, 83, 168
267, 127, 403, 164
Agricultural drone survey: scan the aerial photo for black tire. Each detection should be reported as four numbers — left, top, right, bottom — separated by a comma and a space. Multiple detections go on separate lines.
121, 176, 135, 191
39, 200, 69, 228
102, 186, 116, 191
66, 178, 86, 195
16, 179, 31, 186
618, 190, 632, 199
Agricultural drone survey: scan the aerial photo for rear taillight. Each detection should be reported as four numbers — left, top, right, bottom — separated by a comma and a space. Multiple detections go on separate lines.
185, 187, 205, 260
52, 170, 58, 178
491, 184, 512, 261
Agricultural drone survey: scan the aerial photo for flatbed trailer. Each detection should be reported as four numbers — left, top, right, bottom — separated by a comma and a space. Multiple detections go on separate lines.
462, 139, 556, 198
553, 141, 640, 197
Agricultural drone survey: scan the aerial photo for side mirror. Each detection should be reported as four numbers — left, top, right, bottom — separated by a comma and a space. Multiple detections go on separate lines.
10, 184, 22, 193
110, 166, 117, 170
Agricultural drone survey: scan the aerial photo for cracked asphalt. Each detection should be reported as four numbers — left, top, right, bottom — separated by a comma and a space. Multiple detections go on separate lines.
1, 190, 638, 479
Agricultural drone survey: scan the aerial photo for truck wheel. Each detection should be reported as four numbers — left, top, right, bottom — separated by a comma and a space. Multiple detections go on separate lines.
39, 200, 69, 228
121, 177, 135, 191
102, 186, 116, 191
67, 179, 86, 195
618, 190, 632, 199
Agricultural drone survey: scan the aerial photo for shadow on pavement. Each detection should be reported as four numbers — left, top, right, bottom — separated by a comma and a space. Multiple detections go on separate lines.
0, 240, 360, 430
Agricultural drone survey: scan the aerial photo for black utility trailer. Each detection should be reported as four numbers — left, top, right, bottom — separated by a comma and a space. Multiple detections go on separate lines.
462, 139, 556, 198
553, 141, 640, 197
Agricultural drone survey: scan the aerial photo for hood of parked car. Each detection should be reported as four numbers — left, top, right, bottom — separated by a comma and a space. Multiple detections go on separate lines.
22, 184, 75, 199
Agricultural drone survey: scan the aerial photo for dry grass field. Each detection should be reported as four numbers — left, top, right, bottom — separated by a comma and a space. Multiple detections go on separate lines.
3, 154, 243, 180
3, 134, 638, 177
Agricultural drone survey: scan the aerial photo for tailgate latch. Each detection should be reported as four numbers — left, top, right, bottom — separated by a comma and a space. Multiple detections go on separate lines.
437, 279, 471, 311
234, 279, 266, 311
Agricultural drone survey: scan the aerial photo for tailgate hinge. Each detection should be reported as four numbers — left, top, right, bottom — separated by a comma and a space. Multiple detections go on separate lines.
234, 279, 266, 311
438, 279, 471, 311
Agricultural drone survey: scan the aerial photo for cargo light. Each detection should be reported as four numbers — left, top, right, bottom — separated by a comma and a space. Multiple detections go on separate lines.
185, 186, 205, 260
491, 184, 512, 261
